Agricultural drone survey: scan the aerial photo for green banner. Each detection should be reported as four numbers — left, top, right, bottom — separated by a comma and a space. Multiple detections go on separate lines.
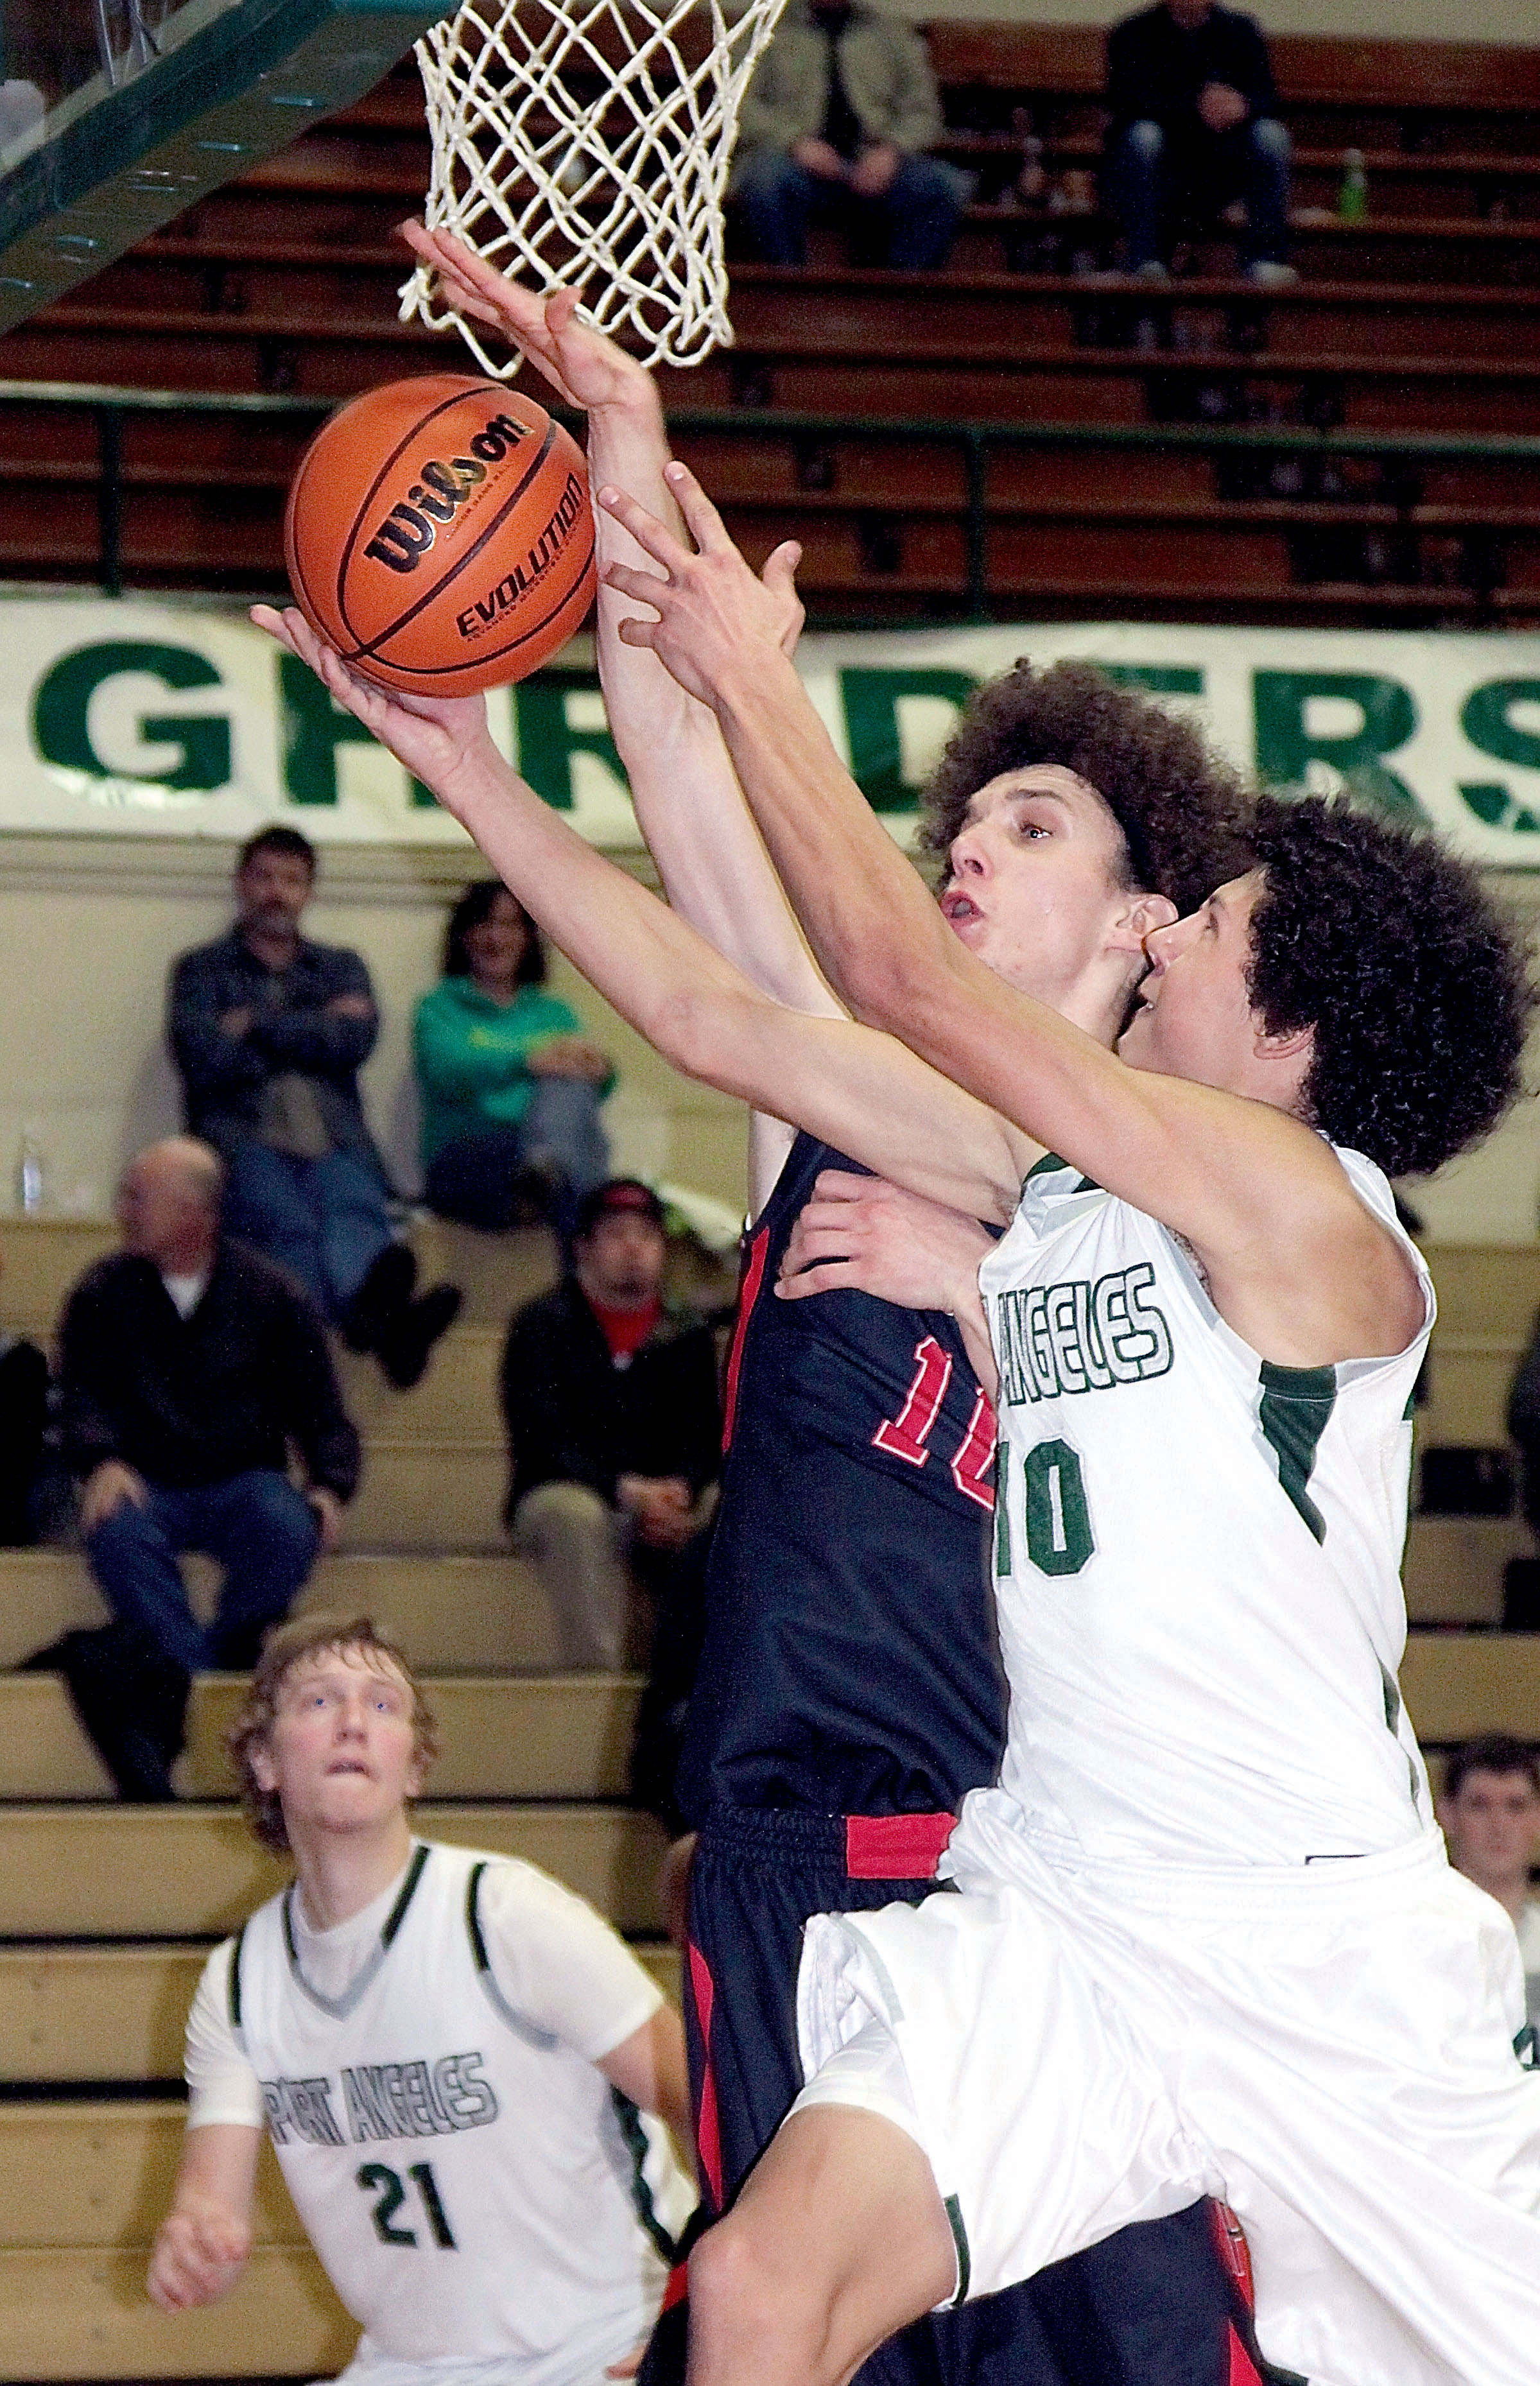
8, 603, 1540, 864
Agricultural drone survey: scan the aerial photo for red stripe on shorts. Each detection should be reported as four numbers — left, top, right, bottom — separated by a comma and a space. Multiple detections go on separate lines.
845, 1811, 956, 1880
686, 1939, 725, 2212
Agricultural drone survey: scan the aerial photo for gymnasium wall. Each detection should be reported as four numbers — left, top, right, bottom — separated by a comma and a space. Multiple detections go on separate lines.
902, 0, 1535, 45
0, 838, 753, 1227
1, 833, 1537, 1244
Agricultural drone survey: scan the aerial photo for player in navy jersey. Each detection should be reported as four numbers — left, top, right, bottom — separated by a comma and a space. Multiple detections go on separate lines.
264, 226, 1276, 2386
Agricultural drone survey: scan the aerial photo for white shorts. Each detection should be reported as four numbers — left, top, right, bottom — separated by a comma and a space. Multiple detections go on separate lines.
793, 1826, 1540, 2386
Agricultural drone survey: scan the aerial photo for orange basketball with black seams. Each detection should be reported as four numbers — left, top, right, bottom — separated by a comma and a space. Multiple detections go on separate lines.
284, 375, 597, 698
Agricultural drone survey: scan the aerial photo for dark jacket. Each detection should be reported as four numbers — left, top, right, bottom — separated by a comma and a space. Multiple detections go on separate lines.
58, 1241, 361, 1499
168, 928, 385, 1171
500, 1277, 722, 1525
1106, 3, 1276, 135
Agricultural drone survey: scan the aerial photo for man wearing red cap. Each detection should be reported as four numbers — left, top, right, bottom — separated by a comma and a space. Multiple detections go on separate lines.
500, 1179, 723, 1670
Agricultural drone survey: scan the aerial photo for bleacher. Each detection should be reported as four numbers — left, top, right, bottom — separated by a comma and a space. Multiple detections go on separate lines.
0, 1209, 1534, 2376
0, 24, 1537, 622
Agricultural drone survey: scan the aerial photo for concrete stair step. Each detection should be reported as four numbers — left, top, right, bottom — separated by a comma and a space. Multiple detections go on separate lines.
0, 2102, 303, 2250
0, 1673, 643, 1801
0, 1216, 558, 1338
0, 1805, 668, 1939
0, 1941, 679, 2082
0, 1551, 566, 1672
0, 2243, 352, 2379
1402, 1629, 1540, 1742
343, 1442, 505, 1551
1403, 1516, 1529, 1626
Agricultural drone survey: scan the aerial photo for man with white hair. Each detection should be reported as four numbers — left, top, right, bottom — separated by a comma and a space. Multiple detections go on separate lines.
37, 1135, 360, 1799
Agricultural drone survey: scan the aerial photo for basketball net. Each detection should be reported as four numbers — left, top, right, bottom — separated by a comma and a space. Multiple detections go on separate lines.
399, 0, 789, 374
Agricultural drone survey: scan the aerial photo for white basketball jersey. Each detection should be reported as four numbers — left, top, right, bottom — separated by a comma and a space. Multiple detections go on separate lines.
221, 1842, 690, 2380
962, 1146, 1435, 1872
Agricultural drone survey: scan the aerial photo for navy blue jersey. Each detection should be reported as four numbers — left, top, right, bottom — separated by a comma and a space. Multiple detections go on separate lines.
677, 1133, 1005, 1823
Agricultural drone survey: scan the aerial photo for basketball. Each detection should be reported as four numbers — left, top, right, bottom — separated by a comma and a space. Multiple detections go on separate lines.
283, 375, 596, 698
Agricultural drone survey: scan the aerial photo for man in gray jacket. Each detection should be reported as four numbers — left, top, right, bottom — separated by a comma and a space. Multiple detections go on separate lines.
169, 825, 458, 1387
731, 0, 966, 269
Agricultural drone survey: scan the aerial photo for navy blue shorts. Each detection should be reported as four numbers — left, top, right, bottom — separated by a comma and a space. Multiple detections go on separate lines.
646, 1804, 1288, 2386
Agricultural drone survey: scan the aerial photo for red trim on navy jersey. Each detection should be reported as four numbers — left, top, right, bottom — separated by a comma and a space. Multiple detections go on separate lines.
1211, 2200, 1256, 2312
845, 1811, 956, 1879
1227, 2322, 1265, 2386
686, 1939, 725, 2211
721, 1226, 770, 1454
660, 2258, 689, 2313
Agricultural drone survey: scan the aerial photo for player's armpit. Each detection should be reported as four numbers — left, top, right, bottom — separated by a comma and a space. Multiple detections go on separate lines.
599, 2007, 695, 2167
146, 2123, 260, 2310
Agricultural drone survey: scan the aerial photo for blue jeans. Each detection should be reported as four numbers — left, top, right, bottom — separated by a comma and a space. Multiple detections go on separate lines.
85, 1469, 320, 1673
734, 148, 969, 270
424, 1078, 611, 1238
222, 1143, 393, 1322
1107, 114, 1292, 270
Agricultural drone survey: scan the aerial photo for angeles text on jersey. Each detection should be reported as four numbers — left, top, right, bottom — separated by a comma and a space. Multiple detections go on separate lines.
994, 1261, 1173, 1407
261, 2050, 497, 2147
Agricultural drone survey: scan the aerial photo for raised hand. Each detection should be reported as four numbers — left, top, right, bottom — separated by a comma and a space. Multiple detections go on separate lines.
249, 604, 496, 820
598, 460, 804, 707
399, 223, 653, 419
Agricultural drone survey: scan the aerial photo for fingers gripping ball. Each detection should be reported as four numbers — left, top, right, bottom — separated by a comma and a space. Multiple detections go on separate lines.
284, 376, 596, 696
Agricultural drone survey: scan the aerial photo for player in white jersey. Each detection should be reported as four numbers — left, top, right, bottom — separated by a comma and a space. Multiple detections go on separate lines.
556, 470, 1540, 2385
147, 1614, 695, 2386
252, 436, 1535, 2377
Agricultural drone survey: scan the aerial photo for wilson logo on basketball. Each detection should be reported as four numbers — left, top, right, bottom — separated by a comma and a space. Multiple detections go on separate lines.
455, 474, 587, 641
363, 412, 530, 574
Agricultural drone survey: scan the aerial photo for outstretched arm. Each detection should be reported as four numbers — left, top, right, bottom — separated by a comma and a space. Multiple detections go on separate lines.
250, 607, 1030, 1224
401, 229, 836, 1023
597, 468, 1423, 1366
402, 228, 843, 1210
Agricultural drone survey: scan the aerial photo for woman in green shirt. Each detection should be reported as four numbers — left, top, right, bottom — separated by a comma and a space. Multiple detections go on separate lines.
414, 881, 614, 1235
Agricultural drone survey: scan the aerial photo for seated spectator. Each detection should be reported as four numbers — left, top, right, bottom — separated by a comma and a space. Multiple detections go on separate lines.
37, 1137, 361, 1800
1105, 0, 1295, 287
415, 881, 613, 1242
169, 824, 459, 1388
501, 1180, 720, 1670
0, 1247, 48, 1546
731, 0, 968, 271
1439, 1735, 1540, 2029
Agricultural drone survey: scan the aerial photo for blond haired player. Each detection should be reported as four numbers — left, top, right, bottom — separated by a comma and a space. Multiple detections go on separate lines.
148, 1614, 694, 2386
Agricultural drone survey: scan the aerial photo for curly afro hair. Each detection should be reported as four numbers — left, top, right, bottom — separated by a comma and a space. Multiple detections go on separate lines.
1246, 793, 1534, 1180
920, 659, 1252, 916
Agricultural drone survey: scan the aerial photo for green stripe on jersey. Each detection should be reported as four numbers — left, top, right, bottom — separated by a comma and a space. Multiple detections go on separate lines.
1258, 1362, 1337, 1544
944, 2193, 971, 2306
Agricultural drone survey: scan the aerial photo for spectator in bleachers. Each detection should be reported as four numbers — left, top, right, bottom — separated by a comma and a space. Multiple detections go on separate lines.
501, 1179, 721, 1670
169, 823, 459, 1388
730, 0, 968, 271
46, 1136, 360, 1799
1105, 0, 1296, 288
1439, 1735, 1540, 2028
414, 879, 614, 1243
0, 1249, 48, 1545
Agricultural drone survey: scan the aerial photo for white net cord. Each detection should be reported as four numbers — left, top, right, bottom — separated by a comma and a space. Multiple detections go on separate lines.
400, 0, 789, 374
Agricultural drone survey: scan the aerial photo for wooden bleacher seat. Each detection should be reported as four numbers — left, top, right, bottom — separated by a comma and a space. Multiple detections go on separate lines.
0, 1672, 643, 1800
0, 1803, 667, 1937
0, 1939, 679, 2084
